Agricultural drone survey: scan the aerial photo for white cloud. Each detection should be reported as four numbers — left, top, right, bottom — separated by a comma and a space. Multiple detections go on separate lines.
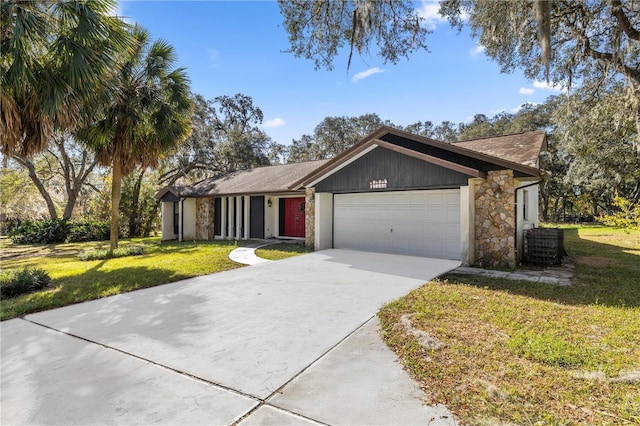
470, 44, 485, 58
352, 67, 386, 82
533, 80, 565, 91
263, 118, 286, 128
519, 87, 534, 95
416, 0, 446, 30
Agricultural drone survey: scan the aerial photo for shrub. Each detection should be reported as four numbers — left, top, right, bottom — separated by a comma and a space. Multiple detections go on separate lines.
9, 219, 70, 244
66, 221, 110, 242
8, 219, 109, 244
78, 245, 144, 261
597, 196, 640, 230
0, 267, 52, 299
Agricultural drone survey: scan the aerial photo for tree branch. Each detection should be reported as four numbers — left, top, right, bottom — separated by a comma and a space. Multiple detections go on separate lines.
611, 0, 640, 42
569, 17, 640, 84
11, 155, 59, 220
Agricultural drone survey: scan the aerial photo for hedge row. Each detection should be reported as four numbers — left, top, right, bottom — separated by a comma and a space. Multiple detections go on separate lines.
8, 219, 110, 244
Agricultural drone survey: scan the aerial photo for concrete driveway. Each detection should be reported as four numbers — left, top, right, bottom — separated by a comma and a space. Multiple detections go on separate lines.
1, 249, 459, 425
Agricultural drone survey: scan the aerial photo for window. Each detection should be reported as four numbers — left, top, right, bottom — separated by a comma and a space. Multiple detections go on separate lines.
522, 189, 529, 221
173, 202, 179, 235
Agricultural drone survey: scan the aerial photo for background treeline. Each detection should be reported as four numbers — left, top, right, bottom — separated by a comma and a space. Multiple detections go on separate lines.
3, 1, 639, 240
3, 83, 638, 234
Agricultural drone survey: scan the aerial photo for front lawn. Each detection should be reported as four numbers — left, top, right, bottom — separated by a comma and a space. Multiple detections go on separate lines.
379, 225, 640, 425
254, 242, 308, 260
0, 237, 244, 320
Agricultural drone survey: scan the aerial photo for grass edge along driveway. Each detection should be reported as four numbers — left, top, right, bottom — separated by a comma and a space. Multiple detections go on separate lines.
379, 225, 640, 425
1, 238, 248, 320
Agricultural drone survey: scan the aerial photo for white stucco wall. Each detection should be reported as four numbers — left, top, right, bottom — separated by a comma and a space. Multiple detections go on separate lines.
264, 196, 276, 238
182, 198, 197, 240
459, 181, 476, 266
218, 197, 227, 239
515, 181, 540, 260
242, 196, 249, 239
161, 202, 177, 241
314, 192, 333, 250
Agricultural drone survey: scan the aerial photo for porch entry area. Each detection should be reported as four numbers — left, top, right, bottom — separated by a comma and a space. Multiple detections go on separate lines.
213, 195, 306, 240
280, 197, 305, 238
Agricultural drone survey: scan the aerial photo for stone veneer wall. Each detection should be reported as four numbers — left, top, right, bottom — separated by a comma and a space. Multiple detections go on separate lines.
305, 188, 315, 249
195, 197, 215, 240
474, 170, 516, 268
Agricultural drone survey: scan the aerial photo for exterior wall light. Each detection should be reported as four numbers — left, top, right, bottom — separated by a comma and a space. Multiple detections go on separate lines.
267, 198, 272, 207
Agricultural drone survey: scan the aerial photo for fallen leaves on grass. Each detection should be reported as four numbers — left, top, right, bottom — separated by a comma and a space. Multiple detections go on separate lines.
379, 280, 640, 425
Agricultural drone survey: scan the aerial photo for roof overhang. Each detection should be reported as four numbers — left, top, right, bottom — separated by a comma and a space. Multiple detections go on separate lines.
292, 126, 543, 189
381, 126, 544, 177
292, 144, 378, 189
155, 186, 184, 200
156, 186, 305, 200
372, 138, 486, 179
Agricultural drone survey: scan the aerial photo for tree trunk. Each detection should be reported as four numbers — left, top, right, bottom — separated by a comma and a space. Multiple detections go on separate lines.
0, 212, 6, 236
636, 101, 640, 151
110, 160, 123, 252
632, 80, 640, 152
1, 158, 5, 235
13, 155, 58, 220
128, 169, 145, 237
63, 192, 78, 221
552, 197, 562, 223
540, 183, 549, 222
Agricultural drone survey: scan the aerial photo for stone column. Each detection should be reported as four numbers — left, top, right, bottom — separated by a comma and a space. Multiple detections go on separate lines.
305, 187, 315, 249
474, 170, 516, 269
195, 197, 215, 240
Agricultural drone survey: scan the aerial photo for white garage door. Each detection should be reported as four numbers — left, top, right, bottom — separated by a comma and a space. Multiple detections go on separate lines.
333, 189, 461, 260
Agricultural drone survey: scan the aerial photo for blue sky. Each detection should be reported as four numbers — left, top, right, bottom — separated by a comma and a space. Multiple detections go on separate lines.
117, 0, 563, 145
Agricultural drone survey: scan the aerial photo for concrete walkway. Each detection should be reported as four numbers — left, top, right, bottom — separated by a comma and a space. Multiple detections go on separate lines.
228, 241, 279, 265
451, 261, 574, 286
1, 250, 460, 425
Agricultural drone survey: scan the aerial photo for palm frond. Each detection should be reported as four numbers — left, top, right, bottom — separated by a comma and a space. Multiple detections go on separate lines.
1, 0, 133, 157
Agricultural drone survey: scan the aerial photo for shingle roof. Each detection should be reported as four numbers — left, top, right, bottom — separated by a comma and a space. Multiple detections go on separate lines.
452, 131, 547, 168
157, 159, 330, 198
293, 127, 546, 189
157, 128, 547, 200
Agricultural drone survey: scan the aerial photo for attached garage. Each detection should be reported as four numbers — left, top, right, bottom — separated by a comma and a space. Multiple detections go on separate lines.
333, 189, 461, 260
298, 138, 474, 261
294, 127, 546, 267
159, 125, 547, 268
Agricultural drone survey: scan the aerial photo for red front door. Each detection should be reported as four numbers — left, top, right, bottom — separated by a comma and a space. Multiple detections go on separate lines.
283, 198, 305, 238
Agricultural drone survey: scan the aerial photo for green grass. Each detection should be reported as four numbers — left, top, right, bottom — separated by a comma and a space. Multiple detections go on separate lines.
0, 237, 244, 320
78, 244, 144, 261
379, 225, 640, 425
254, 242, 309, 260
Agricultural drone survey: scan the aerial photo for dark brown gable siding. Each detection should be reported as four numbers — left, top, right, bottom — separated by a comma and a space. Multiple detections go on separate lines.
160, 192, 180, 202
380, 133, 534, 178
314, 147, 469, 193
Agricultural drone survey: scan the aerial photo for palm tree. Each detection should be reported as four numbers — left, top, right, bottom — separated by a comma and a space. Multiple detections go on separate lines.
81, 25, 192, 251
1, 0, 131, 157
